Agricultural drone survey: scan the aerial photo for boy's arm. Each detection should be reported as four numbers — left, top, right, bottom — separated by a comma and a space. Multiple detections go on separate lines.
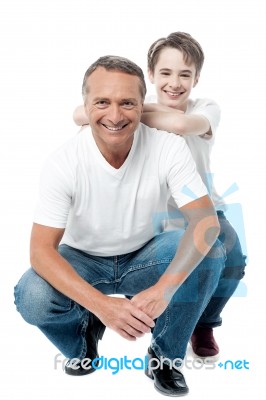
141, 108, 211, 137
73, 105, 90, 126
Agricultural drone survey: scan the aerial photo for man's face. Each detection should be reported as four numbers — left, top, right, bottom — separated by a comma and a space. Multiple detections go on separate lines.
149, 47, 198, 112
84, 67, 143, 155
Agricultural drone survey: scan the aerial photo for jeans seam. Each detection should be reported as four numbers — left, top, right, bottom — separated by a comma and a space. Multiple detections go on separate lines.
155, 307, 170, 340
14, 285, 20, 312
151, 307, 170, 358
90, 278, 114, 286
78, 316, 89, 360
119, 258, 173, 280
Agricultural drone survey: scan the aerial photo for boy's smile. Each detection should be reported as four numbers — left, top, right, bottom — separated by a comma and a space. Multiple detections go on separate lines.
163, 90, 185, 99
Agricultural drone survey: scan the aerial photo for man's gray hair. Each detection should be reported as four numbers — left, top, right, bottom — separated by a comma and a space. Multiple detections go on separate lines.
82, 55, 147, 101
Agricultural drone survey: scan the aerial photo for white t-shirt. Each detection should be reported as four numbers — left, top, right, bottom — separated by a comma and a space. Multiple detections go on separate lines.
185, 98, 224, 209
34, 124, 207, 256
146, 96, 225, 211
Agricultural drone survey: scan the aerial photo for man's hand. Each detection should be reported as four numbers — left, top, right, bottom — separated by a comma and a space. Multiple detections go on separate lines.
130, 284, 169, 320
96, 296, 155, 341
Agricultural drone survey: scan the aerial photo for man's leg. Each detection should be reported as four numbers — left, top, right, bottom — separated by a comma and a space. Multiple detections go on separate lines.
14, 245, 115, 363
151, 238, 225, 361
191, 212, 246, 360
116, 230, 225, 396
116, 230, 225, 360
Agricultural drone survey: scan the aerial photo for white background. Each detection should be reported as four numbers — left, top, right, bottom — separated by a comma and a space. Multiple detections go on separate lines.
0, 0, 264, 399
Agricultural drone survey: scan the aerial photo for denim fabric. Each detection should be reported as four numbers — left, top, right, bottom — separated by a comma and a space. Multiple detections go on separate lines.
196, 211, 247, 328
14, 231, 225, 361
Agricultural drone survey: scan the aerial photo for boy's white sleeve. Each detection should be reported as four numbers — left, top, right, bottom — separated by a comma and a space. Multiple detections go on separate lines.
192, 98, 221, 135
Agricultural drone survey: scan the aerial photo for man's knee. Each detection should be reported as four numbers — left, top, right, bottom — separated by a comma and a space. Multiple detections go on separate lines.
14, 268, 59, 326
205, 239, 226, 271
194, 239, 226, 290
222, 264, 246, 280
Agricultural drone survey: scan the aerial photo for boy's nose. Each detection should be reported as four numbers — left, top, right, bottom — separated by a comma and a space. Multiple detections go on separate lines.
169, 76, 181, 89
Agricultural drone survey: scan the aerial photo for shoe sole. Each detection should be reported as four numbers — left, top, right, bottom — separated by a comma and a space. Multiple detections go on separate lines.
189, 339, 220, 363
65, 357, 100, 376
145, 369, 189, 397
190, 348, 220, 363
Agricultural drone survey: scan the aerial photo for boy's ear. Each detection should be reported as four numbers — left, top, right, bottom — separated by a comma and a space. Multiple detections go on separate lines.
193, 74, 200, 88
148, 69, 154, 84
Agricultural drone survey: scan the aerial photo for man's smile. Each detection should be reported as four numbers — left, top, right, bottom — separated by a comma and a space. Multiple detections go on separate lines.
101, 123, 129, 132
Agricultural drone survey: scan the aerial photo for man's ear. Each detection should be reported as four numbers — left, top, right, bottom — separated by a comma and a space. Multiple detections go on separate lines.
193, 74, 200, 88
148, 69, 154, 84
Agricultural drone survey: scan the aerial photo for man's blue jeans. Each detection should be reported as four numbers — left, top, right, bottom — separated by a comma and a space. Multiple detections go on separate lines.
14, 231, 225, 361
196, 211, 247, 328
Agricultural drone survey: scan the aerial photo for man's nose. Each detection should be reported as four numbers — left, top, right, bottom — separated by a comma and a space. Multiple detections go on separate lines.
107, 105, 123, 124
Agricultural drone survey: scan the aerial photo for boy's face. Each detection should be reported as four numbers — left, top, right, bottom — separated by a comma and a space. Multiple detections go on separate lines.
149, 47, 199, 112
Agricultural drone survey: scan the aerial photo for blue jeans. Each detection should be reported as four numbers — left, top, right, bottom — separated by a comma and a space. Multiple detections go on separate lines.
14, 231, 225, 361
196, 211, 246, 328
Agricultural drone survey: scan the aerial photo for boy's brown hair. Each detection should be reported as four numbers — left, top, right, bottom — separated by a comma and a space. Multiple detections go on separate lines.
148, 32, 204, 77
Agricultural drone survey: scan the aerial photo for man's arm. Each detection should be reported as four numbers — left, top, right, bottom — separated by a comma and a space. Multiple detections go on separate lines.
30, 223, 155, 340
141, 103, 211, 136
131, 194, 220, 318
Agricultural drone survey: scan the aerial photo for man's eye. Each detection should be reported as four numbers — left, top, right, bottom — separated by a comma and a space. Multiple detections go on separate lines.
161, 72, 170, 76
95, 101, 108, 108
122, 102, 134, 109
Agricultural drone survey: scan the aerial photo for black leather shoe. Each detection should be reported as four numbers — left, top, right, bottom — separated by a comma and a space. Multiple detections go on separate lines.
65, 313, 106, 376
145, 347, 189, 396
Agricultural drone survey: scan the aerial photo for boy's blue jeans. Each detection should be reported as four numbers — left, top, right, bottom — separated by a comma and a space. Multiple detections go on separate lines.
14, 231, 226, 361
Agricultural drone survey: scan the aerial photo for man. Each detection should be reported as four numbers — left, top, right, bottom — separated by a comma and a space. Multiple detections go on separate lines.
14, 55, 225, 397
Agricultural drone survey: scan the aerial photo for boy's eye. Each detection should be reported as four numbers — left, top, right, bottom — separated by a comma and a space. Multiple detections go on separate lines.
160, 72, 170, 76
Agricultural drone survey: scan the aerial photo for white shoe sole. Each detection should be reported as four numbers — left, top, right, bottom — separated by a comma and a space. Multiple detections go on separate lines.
189, 341, 220, 363
191, 350, 220, 363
